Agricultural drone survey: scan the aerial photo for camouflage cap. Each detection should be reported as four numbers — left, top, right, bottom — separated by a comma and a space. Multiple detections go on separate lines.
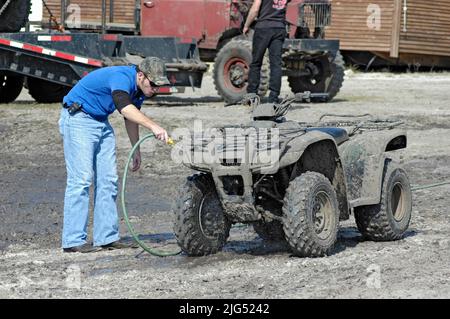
139, 57, 170, 86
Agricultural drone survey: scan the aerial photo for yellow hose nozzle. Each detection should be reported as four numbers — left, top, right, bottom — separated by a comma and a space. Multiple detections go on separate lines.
167, 137, 175, 146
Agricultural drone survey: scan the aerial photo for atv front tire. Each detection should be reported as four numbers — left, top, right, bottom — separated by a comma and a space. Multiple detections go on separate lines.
282, 172, 340, 257
174, 174, 231, 256
354, 161, 412, 241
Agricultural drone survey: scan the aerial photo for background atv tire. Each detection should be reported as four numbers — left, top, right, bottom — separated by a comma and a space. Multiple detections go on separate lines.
213, 39, 269, 104
27, 78, 71, 103
174, 174, 231, 256
282, 172, 339, 257
0, 73, 23, 103
354, 161, 412, 241
0, 0, 31, 32
287, 51, 345, 102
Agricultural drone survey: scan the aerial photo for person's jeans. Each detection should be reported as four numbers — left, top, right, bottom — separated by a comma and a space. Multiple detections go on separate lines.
59, 108, 120, 248
247, 27, 286, 102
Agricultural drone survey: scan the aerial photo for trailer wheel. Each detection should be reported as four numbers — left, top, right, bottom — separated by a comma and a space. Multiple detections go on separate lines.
174, 174, 231, 256
213, 39, 269, 104
288, 51, 345, 102
354, 162, 412, 241
0, 73, 24, 103
0, 0, 31, 32
27, 78, 71, 103
282, 172, 339, 257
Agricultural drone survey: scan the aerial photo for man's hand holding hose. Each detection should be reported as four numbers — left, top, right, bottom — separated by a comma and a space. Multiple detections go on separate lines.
121, 104, 168, 140
121, 104, 170, 171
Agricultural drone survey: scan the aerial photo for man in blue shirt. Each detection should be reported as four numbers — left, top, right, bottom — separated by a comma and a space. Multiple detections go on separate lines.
59, 57, 170, 253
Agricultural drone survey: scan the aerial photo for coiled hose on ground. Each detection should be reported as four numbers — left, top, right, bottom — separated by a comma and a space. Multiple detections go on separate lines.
121, 133, 181, 257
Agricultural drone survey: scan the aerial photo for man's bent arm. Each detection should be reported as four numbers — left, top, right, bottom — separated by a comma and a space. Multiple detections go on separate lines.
121, 104, 168, 142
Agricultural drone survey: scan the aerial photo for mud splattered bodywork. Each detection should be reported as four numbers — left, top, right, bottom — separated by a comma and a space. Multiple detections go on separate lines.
174, 96, 412, 257
339, 130, 407, 207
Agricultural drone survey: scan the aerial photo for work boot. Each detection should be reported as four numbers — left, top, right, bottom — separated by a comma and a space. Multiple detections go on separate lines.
63, 243, 102, 253
101, 239, 139, 250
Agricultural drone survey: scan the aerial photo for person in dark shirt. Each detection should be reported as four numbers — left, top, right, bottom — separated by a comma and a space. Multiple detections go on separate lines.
59, 57, 170, 253
243, 0, 289, 103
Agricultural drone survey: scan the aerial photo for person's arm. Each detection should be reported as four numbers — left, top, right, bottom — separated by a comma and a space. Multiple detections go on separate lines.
112, 89, 168, 143
243, 0, 262, 35
124, 118, 141, 171
113, 89, 167, 171
121, 104, 168, 143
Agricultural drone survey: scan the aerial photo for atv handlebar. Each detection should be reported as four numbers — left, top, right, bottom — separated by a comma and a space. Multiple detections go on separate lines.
225, 91, 330, 108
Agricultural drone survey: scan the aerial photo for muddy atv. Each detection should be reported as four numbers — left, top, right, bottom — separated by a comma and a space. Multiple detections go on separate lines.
173, 93, 412, 257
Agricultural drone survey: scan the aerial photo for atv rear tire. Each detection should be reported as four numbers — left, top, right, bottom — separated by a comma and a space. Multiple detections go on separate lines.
213, 39, 269, 104
174, 174, 231, 256
0, 0, 31, 32
0, 73, 23, 103
27, 78, 71, 103
287, 51, 345, 102
282, 172, 340, 257
354, 161, 412, 241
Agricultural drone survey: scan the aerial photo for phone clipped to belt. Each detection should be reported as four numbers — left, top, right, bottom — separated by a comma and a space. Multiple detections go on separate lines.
65, 102, 82, 115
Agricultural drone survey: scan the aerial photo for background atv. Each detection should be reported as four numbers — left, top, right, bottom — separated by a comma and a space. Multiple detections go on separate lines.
174, 93, 412, 257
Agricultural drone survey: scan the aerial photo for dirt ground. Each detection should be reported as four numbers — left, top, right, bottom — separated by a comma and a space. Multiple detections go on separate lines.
0, 71, 449, 299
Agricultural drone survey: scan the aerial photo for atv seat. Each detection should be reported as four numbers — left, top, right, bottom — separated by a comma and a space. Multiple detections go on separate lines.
306, 127, 349, 145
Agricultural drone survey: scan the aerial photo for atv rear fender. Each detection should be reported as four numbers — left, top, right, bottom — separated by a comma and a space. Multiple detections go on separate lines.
338, 129, 407, 208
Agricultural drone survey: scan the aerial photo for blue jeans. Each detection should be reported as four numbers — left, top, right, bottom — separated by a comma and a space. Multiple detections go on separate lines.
59, 108, 120, 248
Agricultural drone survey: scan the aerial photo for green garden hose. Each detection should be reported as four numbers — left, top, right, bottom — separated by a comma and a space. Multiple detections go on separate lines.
411, 181, 450, 191
121, 133, 181, 257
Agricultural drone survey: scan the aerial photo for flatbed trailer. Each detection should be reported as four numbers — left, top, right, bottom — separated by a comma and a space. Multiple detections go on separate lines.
0, 31, 208, 103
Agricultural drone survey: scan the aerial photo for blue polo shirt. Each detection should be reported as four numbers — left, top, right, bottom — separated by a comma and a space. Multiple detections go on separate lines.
63, 65, 146, 121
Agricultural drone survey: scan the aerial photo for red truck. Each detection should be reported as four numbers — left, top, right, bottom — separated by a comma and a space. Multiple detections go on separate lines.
138, 0, 344, 102
0, 0, 343, 103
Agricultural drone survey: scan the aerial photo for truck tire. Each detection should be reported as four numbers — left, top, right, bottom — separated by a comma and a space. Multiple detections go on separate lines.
288, 51, 345, 102
27, 78, 71, 103
354, 162, 412, 241
0, 0, 31, 32
213, 39, 269, 104
282, 172, 339, 257
0, 73, 23, 103
174, 174, 231, 256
